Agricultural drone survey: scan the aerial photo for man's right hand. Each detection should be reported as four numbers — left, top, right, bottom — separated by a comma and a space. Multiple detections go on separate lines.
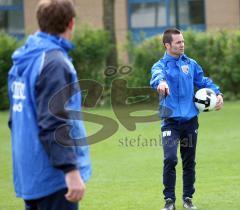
157, 80, 170, 96
65, 169, 86, 202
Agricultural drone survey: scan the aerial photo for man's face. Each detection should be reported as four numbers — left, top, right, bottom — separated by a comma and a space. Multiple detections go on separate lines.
166, 33, 185, 57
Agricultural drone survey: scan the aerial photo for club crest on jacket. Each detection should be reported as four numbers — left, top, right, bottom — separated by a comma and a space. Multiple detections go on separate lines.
181, 65, 189, 74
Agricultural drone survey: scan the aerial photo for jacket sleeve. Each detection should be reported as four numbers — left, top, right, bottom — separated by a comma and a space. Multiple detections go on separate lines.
150, 60, 166, 89
35, 52, 78, 173
193, 61, 220, 94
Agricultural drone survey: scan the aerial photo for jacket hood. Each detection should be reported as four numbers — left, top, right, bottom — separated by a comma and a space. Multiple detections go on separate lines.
10, 32, 74, 76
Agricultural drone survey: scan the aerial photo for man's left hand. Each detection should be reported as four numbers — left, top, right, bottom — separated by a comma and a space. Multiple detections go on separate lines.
215, 94, 223, 111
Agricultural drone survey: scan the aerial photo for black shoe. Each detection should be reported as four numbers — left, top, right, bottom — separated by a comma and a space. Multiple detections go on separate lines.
183, 197, 197, 209
162, 198, 175, 210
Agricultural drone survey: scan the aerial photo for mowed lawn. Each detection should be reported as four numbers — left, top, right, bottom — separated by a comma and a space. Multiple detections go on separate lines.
0, 102, 240, 210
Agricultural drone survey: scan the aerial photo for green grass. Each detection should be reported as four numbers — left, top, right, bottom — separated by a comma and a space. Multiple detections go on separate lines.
1, 102, 240, 210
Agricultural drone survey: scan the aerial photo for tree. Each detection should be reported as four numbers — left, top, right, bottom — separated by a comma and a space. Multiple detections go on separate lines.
103, 0, 118, 68
103, 0, 118, 104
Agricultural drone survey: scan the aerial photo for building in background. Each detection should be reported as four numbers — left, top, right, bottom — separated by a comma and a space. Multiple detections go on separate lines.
128, 0, 206, 41
0, 0, 24, 38
1, 0, 240, 42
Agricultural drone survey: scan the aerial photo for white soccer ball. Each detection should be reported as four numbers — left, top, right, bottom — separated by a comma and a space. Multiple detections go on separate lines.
194, 88, 217, 112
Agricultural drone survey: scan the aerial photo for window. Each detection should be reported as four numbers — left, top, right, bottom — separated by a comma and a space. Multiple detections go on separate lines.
189, 0, 205, 24
0, 12, 7, 30
178, 0, 190, 25
169, 0, 176, 26
157, 1, 167, 26
178, 0, 205, 26
0, 0, 24, 37
129, 1, 168, 28
128, 0, 205, 41
131, 3, 157, 28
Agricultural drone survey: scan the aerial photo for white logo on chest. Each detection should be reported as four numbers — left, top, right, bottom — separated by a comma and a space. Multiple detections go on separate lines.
181, 65, 189, 74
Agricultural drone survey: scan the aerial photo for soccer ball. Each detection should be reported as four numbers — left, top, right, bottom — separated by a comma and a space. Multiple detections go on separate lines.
194, 88, 217, 112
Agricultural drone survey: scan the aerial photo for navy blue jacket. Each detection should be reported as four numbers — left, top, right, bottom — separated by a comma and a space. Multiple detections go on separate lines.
8, 32, 91, 200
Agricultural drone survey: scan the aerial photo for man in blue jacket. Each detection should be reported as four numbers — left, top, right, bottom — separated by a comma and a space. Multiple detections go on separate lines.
150, 28, 223, 210
8, 0, 91, 209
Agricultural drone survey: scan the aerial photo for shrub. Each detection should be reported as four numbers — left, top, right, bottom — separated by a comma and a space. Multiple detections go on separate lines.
128, 30, 240, 100
0, 33, 20, 110
71, 27, 110, 83
0, 28, 111, 110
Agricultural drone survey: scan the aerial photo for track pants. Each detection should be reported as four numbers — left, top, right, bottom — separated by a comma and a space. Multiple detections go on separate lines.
161, 116, 198, 201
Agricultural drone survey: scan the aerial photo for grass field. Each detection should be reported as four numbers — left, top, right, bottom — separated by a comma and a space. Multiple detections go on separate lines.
1, 102, 240, 210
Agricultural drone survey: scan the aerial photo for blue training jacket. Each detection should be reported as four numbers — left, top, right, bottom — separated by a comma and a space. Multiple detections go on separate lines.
150, 52, 220, 121
8, 32, 91, 200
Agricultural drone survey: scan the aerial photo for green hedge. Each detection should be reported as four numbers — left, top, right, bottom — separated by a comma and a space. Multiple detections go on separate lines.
0, 28, 110, 110
0, 33, 20, 110
1, 29, 240, 110
70, 27, 110, 82
128, 30, 240, 100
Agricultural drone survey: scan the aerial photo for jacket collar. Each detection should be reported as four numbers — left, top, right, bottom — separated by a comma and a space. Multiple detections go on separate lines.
36, 31, 74, 52
163, 52, 189, 62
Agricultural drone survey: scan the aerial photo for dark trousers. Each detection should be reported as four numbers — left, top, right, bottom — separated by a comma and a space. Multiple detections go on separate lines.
161, 117, 198, 201
24, 188, 78, 210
